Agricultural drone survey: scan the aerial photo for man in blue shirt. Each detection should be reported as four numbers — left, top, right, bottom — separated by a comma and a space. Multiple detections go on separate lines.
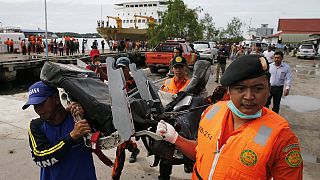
265, 51, 292, 113
22, 81, 97, 180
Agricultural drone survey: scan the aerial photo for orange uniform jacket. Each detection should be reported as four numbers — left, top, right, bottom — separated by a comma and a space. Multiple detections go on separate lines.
161, 77, 190, 94
193, 101, 303, 180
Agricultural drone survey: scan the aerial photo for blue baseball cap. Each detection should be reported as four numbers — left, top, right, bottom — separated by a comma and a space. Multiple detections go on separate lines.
22, 81, 58, 110
116, 57, 131, 68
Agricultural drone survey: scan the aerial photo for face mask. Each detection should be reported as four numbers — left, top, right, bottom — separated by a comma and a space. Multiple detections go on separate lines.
227, 101, 262, 119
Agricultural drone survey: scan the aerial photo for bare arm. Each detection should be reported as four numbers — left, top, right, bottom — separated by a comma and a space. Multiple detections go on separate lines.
174, 135, 197, 161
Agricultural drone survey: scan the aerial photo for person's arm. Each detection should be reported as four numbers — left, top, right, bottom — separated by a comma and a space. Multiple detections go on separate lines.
269, 129, 303, 179
28, 119, 75, 167
284, 64, 292, 96
29, 103, 91, 168
174, 135, 197, 161
156, 120, 197, 161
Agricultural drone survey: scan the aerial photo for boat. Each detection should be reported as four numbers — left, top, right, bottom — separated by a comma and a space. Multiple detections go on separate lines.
97, 0, 168, 41
97, 27, 148, 41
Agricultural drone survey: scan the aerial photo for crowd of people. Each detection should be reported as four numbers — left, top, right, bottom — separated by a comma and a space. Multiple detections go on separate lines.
22, 37, 301, 180
107, 39, 148, 52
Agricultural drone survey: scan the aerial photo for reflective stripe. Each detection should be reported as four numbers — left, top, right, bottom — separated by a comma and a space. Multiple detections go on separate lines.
254, 125, 272, 146
165, 79, 171, 91
204, 106, 221, 120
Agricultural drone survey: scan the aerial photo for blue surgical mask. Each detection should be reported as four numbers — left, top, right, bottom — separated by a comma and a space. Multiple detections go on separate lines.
227, 101, 262, 119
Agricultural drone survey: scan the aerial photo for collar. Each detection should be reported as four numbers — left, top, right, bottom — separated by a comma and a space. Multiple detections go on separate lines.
173, 77, 188, 84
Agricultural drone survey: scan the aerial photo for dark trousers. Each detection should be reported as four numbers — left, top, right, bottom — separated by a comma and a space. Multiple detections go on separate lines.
112, 140, 137, 179
216, 63, 226, 82
158, 159, 172, 180
265, 86, 283, 113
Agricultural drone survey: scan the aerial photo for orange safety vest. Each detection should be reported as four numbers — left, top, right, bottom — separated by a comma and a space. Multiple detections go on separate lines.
193, 101, 289, 180
162, 78, 190, 94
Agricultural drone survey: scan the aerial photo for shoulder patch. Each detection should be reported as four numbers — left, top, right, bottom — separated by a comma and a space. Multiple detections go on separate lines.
283, 143, 299, 153
285, 150, 302, 167
240, 149, 258, 166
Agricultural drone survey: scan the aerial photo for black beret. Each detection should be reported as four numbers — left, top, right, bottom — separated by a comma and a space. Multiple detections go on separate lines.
220, 55, 269, 86
171, 56, 187, 67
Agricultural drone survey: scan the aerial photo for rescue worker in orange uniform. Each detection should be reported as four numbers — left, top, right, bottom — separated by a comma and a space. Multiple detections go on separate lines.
4, 38, 10, 52
111, 57, 140, 180
156, 54, 303, 180
159, 55, 192, 180
161, 56, 190, 94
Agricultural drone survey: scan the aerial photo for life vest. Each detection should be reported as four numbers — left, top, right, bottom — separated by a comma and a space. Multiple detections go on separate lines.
193, 101, 289, 180
161, 78, 190, 94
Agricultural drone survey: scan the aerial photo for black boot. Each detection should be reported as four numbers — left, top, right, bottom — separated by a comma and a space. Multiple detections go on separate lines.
129, 148, 140, 163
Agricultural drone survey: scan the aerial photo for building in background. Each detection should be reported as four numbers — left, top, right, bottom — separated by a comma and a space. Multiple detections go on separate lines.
269, 18, 320, 44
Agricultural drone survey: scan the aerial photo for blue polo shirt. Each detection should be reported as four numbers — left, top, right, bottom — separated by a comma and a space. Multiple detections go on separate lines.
40, 114, 96, 180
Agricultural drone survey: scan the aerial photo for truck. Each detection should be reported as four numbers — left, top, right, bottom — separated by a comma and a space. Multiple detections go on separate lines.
145, 41, 197, 73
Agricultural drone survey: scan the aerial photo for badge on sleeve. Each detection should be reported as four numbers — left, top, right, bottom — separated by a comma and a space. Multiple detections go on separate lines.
285, 150, 302, 167
240, 149, 258, 166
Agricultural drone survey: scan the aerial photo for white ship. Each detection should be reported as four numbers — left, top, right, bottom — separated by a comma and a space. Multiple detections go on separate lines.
97, 0, 168, 41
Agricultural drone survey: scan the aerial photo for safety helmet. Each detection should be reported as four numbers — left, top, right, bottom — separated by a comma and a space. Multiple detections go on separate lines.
116, 57, 131, 68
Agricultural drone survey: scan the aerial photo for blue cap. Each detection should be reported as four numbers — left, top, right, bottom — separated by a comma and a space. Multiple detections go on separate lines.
22, 81, 58, 110
115, 57, 131, 68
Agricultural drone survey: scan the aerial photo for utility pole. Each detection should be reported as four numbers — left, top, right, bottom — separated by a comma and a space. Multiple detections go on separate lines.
44, 0, 48, 60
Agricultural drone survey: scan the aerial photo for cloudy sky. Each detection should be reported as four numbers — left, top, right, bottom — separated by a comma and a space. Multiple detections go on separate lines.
1, 0, 320, 34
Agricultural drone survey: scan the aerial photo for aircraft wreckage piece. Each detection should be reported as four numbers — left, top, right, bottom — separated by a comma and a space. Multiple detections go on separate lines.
58, 87, 123, 150
40, 61, 116, 136
106, 57, 135, 141
183, 60, 211, 95
107, 57, 163, 141
129, 63, 164, 114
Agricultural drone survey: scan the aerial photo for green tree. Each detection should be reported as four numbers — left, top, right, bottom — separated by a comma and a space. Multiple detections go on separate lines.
219, 17, 244, 43
147, 0, 203, 47
200, 13, 217, 40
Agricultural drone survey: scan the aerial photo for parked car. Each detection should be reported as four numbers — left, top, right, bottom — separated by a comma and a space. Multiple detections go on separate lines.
193, 41, 218, 64
296, 44, 316, 59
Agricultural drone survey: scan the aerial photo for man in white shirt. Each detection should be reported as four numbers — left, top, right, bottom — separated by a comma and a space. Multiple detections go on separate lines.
263, 46, 275, 64
265, 51, 292, 113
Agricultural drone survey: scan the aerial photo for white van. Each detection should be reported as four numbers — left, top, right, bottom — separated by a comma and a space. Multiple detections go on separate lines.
0, 33, 26, 53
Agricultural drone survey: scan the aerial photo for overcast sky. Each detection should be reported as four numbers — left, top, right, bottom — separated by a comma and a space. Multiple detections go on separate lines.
1, 0, 320, 34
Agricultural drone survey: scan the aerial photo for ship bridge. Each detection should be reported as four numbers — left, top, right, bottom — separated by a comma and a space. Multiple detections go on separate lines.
112, 0, 168, 29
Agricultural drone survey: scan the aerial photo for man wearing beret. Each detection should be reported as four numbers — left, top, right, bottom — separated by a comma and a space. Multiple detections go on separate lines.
161, 56, 190, 94
159, 55, 191, 180
156, 55, 303, 179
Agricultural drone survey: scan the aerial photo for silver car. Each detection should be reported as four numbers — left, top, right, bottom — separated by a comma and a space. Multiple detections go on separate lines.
297, 44, 316, 59
193, 41, 218, 64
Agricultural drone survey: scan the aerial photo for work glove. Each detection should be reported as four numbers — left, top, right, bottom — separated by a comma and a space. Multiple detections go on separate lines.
156, 120, 178, 144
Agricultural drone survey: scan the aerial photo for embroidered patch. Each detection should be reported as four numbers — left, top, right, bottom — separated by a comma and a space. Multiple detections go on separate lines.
240, 149, 258, 166
175, 56, 182, 62
285, 150, 302, 167
283, 143, 299, 153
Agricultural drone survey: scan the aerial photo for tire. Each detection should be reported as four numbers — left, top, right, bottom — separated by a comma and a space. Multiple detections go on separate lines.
149, 67, 158, 73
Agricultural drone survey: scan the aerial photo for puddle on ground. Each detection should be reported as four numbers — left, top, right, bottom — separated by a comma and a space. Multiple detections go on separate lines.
281, 95, 320, 112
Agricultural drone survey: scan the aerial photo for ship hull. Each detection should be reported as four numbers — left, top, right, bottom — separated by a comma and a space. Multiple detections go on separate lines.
97, 27, 147, 41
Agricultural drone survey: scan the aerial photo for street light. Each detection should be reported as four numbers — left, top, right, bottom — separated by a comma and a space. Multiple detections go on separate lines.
44, 0, 48, 60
